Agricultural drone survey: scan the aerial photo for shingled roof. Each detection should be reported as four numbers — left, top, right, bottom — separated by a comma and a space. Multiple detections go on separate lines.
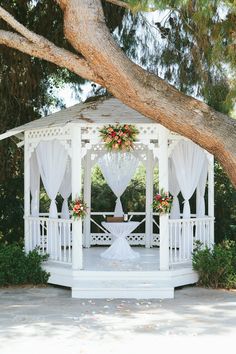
0, 96, 154, 142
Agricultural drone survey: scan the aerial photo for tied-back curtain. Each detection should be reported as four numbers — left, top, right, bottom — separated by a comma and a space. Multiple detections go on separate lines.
59, 159, 72, 219
197, 158, 208, 217
168, 158, 180, 219
171, 140, 205, 218
98, 152, 139, 217
30, 151, 40, 217
36, 140, 68, 218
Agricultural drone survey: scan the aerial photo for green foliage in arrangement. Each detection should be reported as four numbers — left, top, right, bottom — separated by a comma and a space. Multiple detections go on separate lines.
152, 189, 173, 214
192, 240, 236, 289
0, 244, 50, 286
99, 124, 139, 152
71, 198, 88, 220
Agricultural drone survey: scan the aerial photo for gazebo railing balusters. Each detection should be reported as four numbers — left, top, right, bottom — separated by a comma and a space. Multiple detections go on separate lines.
169, 217, 214, 266
27, 216, 72, 264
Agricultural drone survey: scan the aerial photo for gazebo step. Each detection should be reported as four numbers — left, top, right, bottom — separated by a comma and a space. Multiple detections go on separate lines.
72, 286, 174, 299
72, 272, 174, 299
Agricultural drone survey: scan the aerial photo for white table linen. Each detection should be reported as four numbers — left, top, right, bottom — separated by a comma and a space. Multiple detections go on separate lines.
101, 221, 140, 260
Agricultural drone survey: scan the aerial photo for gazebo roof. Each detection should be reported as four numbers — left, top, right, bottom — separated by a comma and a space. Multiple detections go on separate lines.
0, 96, 154, 142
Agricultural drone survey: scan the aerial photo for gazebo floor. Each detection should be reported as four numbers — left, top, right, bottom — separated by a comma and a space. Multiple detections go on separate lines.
43, 246, 198, 299
83, 246, 191, 271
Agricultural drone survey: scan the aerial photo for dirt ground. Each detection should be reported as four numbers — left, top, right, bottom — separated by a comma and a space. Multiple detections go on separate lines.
0, 285, 235, 354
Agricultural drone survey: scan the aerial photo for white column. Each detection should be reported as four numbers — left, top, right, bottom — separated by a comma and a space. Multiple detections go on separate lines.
24, 134, 31, 253
208, 154, 214, 245
83, 150, 91, 248
71, 126, 83, 270
145, 150, 154, 248
159, 126, 169, 270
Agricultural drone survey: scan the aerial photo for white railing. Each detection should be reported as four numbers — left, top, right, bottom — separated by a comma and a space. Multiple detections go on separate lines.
169, 217, 214, 265
28, 216, 73, 264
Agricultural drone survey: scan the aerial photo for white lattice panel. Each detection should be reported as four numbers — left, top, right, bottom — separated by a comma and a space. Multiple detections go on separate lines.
82, 126, 100, 143
27, 126, 71, 141
90, 233, 112, 245
81, 124, 159, 143
152, 233, 160, 246
90, 233, 146, 246
138, 125, 159, 140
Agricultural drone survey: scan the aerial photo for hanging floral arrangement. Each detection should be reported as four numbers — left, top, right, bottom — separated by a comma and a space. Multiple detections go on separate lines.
152, 190, 173, 214
70, 198, 87, 220
99, 124, 139, 151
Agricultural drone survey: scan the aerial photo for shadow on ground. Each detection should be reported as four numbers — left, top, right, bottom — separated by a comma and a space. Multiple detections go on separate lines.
0, 285, 235, 353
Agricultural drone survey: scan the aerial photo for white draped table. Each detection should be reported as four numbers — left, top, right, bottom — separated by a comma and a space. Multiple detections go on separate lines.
101, 221, 140, 260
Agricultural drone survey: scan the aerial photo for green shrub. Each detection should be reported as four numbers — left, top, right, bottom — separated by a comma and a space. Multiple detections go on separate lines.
0, 243, 50, 286
192, 240, 236, 289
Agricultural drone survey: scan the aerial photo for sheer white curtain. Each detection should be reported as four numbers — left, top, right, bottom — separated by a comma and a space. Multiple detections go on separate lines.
171, 140, 205, 218
36, 140, 68, 218
98, 152, 139, 216
30, 151, 40, 217
59, 159, 71, 219
196, 158, 208, 217
168, 158, 180, 219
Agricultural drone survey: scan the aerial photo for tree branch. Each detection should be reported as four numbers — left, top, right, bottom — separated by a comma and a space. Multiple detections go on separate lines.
0, 5, 103, 83
62, 0, 236, 186
0, 6, 42, 44
0, 30, 103, 84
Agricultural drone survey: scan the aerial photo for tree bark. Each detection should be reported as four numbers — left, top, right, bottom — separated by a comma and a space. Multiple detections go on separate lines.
0, 0, 236, 186
61, 0, 236, 186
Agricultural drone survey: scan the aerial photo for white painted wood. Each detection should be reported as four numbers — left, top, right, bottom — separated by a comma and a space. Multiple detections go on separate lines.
71, 126, 83, 270
169, 217, 214, 264
43, 247, 198, 299
72, 268, 174, 299
24, 133, 31, 253
158, 126, 170, 270
43, 262, 73, 287
208, 154, 214, 246
145, 150, 154, 248
83, 150, 91, 248
72, 286, 174, 299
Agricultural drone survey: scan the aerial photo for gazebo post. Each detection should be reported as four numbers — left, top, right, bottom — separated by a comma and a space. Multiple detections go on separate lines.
84, 150, 91, 248
71, 126, 83, 270
145, 150, 154, 248
24, 133, 31, 254
208, 154, 214, 245
159, 126, 169, 270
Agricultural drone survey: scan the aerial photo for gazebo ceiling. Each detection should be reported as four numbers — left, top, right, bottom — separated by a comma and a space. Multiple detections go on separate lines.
0, 95, 155, 142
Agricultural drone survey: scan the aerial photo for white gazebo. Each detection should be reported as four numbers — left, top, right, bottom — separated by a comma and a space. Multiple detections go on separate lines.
0, 96, 214, 299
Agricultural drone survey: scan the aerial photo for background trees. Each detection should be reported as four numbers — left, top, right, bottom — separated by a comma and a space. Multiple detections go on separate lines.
0, 0, 235, 244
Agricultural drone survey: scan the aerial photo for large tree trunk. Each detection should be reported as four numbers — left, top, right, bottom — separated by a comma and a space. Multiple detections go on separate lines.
63, 0, 236, 185
0, 0, 236, 186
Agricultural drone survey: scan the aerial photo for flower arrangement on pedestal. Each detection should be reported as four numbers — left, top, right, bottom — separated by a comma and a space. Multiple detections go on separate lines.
70, 198, 87, 220
152, 190, 173, 214
99, 124, 139, 151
